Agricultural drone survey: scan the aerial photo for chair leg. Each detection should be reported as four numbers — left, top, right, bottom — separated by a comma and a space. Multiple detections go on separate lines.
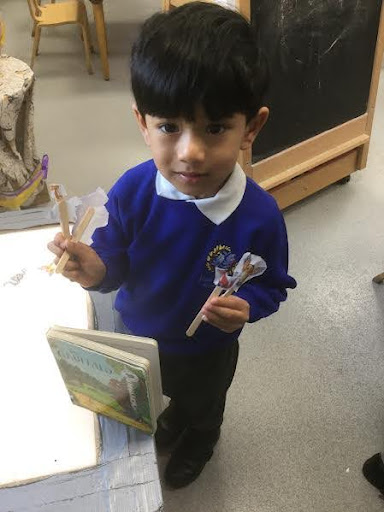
91, 2, 109, 80
85, 16, 95, 54
32, 0, 41, 37
79, 18, 95, 53
81, 21, 94, 75
31, 25, 42, 69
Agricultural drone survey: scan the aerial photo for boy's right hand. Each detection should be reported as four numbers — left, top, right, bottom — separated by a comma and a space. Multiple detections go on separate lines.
47, 233, 106, 288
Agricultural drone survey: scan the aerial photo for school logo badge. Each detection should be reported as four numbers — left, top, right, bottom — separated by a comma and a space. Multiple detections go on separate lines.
205, 244, 237, 274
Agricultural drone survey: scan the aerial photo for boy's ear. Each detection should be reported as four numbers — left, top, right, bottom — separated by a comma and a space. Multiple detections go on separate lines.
132, 104, 150, 146
240, 107, 269, 150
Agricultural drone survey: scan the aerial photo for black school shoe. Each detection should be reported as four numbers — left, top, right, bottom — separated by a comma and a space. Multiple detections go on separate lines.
164, 427, 221, 489
362, 453, 384, 494
155, 403, 187, 454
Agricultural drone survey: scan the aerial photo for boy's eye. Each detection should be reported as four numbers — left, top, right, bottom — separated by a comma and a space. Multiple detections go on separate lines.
159, 123, 179, 134
206, 124, 226, 135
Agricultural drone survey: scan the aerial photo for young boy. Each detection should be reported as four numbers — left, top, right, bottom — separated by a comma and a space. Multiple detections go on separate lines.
48, 1, 296, 489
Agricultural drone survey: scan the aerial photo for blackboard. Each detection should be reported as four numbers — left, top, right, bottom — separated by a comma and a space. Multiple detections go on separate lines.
252, 0, 383, 163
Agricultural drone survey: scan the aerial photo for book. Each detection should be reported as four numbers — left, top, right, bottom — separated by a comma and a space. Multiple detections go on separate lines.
47, 326, 163, 435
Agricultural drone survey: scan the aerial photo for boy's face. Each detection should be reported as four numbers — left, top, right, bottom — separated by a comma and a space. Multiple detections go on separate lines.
133, 105, 269, 199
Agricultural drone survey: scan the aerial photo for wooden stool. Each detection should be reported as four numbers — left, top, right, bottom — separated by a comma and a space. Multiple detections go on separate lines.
26, 0, 93, 74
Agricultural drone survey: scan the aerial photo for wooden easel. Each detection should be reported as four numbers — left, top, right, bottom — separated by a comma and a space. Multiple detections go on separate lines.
239, 1, 384, 210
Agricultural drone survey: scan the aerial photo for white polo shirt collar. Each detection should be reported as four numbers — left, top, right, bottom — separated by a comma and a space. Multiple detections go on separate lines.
155, 163, 246, 225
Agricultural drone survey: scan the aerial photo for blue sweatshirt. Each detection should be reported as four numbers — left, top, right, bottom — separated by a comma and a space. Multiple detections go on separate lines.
91, 160, 296, 354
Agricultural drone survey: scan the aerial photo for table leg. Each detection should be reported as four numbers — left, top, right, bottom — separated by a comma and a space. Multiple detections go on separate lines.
91, 1, 110, 80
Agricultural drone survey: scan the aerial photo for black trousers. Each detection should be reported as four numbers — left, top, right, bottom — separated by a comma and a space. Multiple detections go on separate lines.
159, 341, 239, 432
110, 303, 239, 432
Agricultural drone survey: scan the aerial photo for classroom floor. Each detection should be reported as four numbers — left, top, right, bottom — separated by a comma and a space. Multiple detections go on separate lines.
4, 0, 384, 510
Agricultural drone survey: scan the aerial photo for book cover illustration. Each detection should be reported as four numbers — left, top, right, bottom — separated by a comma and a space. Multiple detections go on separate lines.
49, 339, 155, 434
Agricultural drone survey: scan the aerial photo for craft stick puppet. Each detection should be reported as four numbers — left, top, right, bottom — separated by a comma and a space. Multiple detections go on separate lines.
186, 252, 267, 337
45, 186, 109, 274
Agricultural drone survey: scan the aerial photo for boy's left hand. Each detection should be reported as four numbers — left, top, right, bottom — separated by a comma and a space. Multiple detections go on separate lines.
201, 295, 250, 333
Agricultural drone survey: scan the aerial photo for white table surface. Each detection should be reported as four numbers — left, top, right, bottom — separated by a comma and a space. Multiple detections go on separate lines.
0, 226, 98, 486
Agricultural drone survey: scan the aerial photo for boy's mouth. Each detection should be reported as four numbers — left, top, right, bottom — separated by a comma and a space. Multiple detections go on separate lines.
177, 172, 206, 184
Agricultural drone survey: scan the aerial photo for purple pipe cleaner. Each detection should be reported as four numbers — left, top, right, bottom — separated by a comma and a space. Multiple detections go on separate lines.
41, 154, 49, 179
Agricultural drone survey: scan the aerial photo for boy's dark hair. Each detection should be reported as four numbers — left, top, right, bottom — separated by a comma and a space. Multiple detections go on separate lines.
131, 1, 269, 122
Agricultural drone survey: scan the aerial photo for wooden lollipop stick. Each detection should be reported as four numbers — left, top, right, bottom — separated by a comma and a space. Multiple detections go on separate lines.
186, 286, 223, 337
49, 184, 70, 238
57, 199, 70, 238
55, 207, 95, 274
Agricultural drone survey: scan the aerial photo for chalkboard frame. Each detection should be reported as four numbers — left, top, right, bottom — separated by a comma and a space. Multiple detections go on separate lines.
163, 0, 384, 209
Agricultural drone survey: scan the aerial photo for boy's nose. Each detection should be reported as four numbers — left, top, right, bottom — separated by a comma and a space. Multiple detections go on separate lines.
177, 132, 205, 163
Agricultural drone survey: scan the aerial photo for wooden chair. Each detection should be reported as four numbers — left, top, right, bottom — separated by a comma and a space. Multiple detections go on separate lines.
32, 1, 56, 37
26, 0, 93, 74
